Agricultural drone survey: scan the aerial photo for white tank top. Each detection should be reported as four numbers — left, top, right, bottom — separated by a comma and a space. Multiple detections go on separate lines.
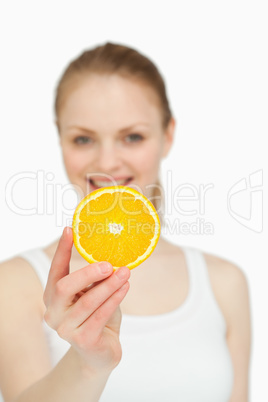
0, 246, 233, 402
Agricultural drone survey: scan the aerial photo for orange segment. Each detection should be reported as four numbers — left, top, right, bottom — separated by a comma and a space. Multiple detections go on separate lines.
72, 186, 160, 269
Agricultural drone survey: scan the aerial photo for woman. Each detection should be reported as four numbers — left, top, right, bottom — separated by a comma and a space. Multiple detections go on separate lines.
0, 42, 251, 401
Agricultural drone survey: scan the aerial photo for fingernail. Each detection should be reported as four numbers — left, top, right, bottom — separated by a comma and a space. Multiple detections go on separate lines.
99, 262, 112, 273
62, 226, 71, 239
66, 226, 72, 236
115, 266, 129, 279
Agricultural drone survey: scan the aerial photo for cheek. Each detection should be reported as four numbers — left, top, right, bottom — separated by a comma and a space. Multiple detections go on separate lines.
62, 148, 87, 176
127, 141, 162, 176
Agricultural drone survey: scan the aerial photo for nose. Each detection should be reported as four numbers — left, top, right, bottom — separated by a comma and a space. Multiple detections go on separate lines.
95, 142, 122, 173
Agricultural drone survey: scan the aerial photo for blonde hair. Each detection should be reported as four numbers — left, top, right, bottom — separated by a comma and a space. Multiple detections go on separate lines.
55, 42, 172, 222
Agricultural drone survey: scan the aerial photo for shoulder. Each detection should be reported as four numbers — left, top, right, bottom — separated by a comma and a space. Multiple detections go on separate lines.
0, 255, 52, 400
203, 252, 251, 399
203, 251, 250, 333
0, 253, 42, 284
203, 251, 248, 287
0, 254, 45, 316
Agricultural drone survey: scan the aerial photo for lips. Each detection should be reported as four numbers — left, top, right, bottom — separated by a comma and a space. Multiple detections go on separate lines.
87, 176, 133, 190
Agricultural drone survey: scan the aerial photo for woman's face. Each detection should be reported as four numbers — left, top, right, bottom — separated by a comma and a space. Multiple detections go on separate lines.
57, 74, 174, 201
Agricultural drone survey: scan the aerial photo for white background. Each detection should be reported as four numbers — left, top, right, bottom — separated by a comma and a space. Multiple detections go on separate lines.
0, 1, 267, 400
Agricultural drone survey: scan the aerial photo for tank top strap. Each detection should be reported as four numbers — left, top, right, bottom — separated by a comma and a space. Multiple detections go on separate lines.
182, 246, 227, 333
182, 246, 211, 298
17, 248, 51, 290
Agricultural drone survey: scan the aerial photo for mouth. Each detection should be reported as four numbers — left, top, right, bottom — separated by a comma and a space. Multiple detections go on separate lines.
87, 176, 134, 190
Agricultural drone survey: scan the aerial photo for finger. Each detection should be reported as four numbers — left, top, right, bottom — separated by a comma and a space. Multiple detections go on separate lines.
44, 227, 73, 301
67, 266, 131, 328
50, 226, 73, 282
52, 261, 114, 309
77, 281, 130, 340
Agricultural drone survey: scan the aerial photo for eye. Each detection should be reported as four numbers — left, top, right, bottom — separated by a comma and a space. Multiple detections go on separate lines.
74, 136, 93, 145
124, 133, 143, 143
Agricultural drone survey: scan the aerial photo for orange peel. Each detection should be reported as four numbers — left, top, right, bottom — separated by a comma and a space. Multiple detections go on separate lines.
72, 186, 160, 270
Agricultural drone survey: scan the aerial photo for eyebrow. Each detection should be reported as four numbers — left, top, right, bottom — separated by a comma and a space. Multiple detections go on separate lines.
65, 123, 150, 134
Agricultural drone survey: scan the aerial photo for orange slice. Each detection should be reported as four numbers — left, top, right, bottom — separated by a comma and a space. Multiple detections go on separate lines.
72, 186, 160, 270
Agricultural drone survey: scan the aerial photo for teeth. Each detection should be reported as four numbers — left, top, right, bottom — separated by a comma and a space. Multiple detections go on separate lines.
91, 179, 130, 187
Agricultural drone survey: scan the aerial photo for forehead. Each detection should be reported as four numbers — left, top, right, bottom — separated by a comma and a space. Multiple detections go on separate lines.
58, 74, 163, 131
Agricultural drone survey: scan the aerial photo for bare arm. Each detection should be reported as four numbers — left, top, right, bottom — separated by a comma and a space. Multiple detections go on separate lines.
0, 227, 130, 402
205, 254, 251, 402
226, 266, 251, 402
13, 347, 111, 402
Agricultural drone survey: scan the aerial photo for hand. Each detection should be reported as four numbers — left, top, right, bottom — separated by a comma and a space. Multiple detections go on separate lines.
43, 227, 131, 375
